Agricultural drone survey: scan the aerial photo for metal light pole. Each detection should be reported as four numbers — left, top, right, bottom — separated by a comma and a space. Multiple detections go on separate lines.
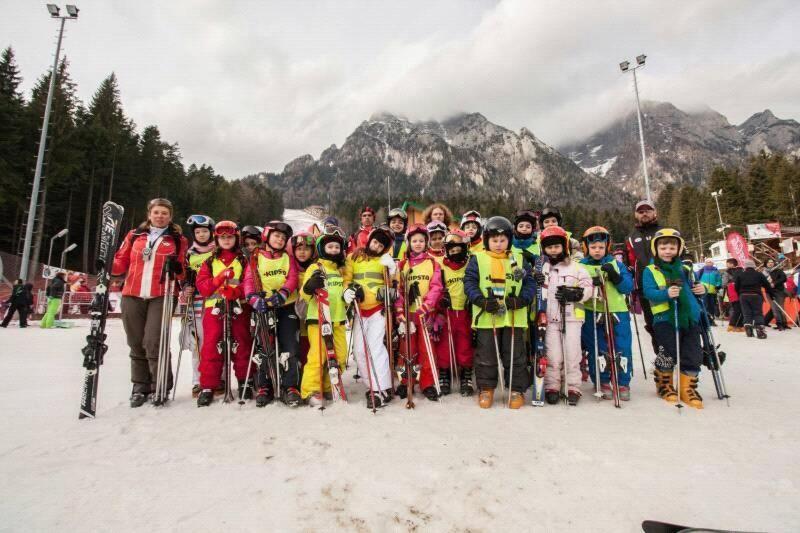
710, 189, 730, 239
619, 54, 651, 201
387, 176, 391, 213
45, 228, 68, 291
19, 4, 79, 282
60, 242, 78, 270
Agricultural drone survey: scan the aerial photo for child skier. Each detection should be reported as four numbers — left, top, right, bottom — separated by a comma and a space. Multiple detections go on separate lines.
394, 223, 444, 402
242, 221, 302, 407
642, 229, 706, 409
387, 208, 408, 260
291, 231, 317, 371
434, 229, 476, 396
511, 209, 540, 261
540, 225, 592, 405
300, 229, 349, 406
579, 226, 634, 401
344, 226, 397, 408
539, 207, 583, 259
426, 221, 448, 262
460, 210, 484, 253
240, 225, 262, 259
194, 221, 253, 406
183, 214, 216, 397
464, 216, 534, 409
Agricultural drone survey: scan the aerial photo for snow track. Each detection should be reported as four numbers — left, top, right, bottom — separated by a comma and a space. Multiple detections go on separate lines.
0, 320, 798, 531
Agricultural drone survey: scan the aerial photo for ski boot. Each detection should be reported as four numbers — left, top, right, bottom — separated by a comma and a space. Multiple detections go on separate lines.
395, 383, 408, 399
618, 386, 631, 401
237, 379, 255, 401
282, 387, 302, 407
365, 390, 385, 409
545, 390, 560, 405
422, 386, 439, 401
679, 372, 703, 409
191, 384, 201, 398
130, 391, 148, 408
214, 380, 227, 396
478, 388, 494, 409
744, 325, 754, 337
197, 389, 214, 407
600, 382, 613, 400
438, 368, 451, 395
756, 325, 767, 339
255, 385, 274, 408
653, 369, 678, 403
508, 391, 525, 409
567, 390, 581, 406
460, 367, 474, 396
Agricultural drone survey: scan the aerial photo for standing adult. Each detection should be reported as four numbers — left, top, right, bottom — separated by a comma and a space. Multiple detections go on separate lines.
346, 207, 375, 254
696, 258, 722, 323
735, 259, 771, 338
721, 258, 743, 331
112, 198, 187, 407
1, 279, 33, 328
40, 272, 66, 328
763, 258, 790, 330
625, 199, 662, 352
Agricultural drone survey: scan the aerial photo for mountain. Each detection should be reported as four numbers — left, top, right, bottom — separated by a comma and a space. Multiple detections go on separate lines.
560, 102, 800, 197
260, 112, 632, 210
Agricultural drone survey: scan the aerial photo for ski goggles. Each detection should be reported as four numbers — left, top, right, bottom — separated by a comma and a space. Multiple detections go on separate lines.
291, 234, 315, 248
266, 222, 293, 238
323, 226, 346, 239
584, 233, 609, 244
186, 214, 212, 226
214, 221, 238, 236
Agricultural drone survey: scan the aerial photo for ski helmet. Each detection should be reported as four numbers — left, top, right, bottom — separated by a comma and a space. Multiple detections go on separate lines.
513, 209, 538, 238
316, 228, 346, 266
291, 231, 317, 269
386, 208, 408, 229
540, 207, 562, 226
482, 216, 514, 250
406, 223, 429, 244
460, 210, 483, 242
367, 225, 393, 254
262, 221, 294, 251
213, 220, 240, 249
444, 230, 469, 262
650, 228, 685, 257
581, 226, 611, 255
540, 225, 569, 254
186, 214, 216, 245
241, 225, 262, 243
426, 221, 448, 236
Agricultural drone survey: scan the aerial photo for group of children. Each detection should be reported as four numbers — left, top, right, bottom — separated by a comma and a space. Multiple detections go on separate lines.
179, 203, 710, 411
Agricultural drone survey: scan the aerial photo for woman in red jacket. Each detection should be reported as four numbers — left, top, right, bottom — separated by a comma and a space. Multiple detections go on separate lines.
112, 198, 187, 408
195, 221, 253, 407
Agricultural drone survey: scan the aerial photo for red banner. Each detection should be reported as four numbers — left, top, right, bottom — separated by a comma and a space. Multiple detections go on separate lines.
726, 232, 749, 265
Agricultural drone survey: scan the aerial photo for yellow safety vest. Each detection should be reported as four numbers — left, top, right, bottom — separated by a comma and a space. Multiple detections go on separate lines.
204, 257, 244, 308
401, 258, 435, 313
304, 260, 346, 323
581, 261, 627, 313
441, 261, 467, 311
257, 252, 297, 304
349, 256, 386, 311
644, 264, 671, 314
471, 250, 528, 329
188, 250, 213, 273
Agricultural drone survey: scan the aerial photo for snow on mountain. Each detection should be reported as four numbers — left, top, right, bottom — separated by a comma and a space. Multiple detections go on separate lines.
0, 319, 798, 530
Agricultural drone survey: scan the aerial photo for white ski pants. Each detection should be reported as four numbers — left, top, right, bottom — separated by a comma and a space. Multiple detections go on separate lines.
352, 310, 393, 392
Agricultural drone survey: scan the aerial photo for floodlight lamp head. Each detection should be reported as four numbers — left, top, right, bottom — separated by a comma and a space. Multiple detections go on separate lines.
47, 4, 60, 16
65, 243, 78, 252
636, 54, 647, 66
66, 5, 79, 17
55, 228, 68, 238
619, 61, 630, 72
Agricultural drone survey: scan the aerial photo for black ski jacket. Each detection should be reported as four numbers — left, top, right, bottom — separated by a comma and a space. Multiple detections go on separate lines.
626, 221, 662, 288
735, 268, 772, 297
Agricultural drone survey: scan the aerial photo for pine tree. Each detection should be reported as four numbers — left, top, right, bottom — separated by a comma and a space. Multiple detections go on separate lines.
0, 47, 28, 251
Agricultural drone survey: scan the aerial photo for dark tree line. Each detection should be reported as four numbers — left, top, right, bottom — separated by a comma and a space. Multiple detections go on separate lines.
0, 46, 283, 277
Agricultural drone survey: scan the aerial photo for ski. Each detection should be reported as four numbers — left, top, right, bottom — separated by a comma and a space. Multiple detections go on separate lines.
317, 267, 347, 403
531, 255, 548, 406
598, 276, 622, 408
79, 201, 124, 419
641, 519, 757, 533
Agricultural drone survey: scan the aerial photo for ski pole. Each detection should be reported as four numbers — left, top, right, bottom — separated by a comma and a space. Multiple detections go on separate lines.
599, 274, 621, 408
771, 297, 799, 327
486, 288, 506, 403
416, 297, 443, 401
558, 297, 568, 405
671, 283, 683, 414
272, 307, 281, 396
172, 299, 192, 401
354, 302, 387, 411
445, 311, 459, 391
507, 289, 516, 409
222, 300, 233, 403
382, 268, 396, 389
239, 316, 260, 405
628, 294, 647, 380
346, 304, 361, 381
592, 285, 602, 400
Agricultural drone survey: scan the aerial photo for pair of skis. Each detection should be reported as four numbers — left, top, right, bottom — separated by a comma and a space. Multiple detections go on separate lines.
315, 264, 347, 409
530, 256, 548, 406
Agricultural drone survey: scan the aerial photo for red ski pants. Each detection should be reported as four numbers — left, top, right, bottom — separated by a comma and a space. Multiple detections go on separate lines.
432, 309, 474, 369
397, 313, 436, 390
199, 305, 253, 389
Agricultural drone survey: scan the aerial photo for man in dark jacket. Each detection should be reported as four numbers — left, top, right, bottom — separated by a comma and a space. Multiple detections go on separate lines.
41, 272, 66, 329
2, 279, 34, 328
625, 199, 662, 351
763, 258, 790, 330
735, 259, 772, 338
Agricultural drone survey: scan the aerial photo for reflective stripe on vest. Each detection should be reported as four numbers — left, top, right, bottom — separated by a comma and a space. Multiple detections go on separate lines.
204, 257, 243, 308
471, 250, 528, 329
513, 241, 540, 256
645, 264, 670, 314
352, 259, 386, 295
581, 261, 627, 313
305, 260, 346, 323
403, 259, 435, 313
441, 262, 467, 311
257, 252, 297, 304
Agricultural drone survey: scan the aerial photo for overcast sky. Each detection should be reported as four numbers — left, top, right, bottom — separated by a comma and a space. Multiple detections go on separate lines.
3, 0, 799, 178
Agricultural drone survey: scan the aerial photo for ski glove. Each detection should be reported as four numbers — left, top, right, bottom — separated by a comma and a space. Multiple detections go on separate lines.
533, 271, 546, 286
164, 258, 183, 276
428, 314, 445, 343
251, 297, 268, 313
219, 284, 239, 301
475, 296, 500, 314
213, 267, 235, 287
600, 263, 622, 285
505, 295, 527, 310
397, 321, 416, 336
267, 292, 285, 308
592, 276, 603, 287
379, 253, 397, 275
303, 270, 325, 295
555, 285, 584, 303
521, 250, 536, 266
440, 290, 452, 310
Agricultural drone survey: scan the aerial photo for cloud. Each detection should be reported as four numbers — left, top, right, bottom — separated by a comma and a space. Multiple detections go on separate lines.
3, 0, 799, 178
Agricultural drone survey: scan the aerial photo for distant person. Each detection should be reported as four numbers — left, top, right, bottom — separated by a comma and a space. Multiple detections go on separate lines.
347, 207, 376, 254
696, 258, 722, 323
40, 272, 66, 329
722, 258, 743, 331
762, 258, 790, 330
735, 259, 771, 339
422, 203, 454, 227
2, 279, 33, 328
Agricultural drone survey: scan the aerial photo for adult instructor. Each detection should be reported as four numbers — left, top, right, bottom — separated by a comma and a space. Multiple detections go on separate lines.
625, 199, 662, 352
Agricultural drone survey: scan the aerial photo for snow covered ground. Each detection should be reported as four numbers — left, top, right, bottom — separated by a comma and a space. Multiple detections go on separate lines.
1, 318, 798, 532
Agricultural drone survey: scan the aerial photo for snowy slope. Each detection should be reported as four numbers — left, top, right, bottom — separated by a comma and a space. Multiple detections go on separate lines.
0, 319, 798, 531
282, 208, 323, 235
